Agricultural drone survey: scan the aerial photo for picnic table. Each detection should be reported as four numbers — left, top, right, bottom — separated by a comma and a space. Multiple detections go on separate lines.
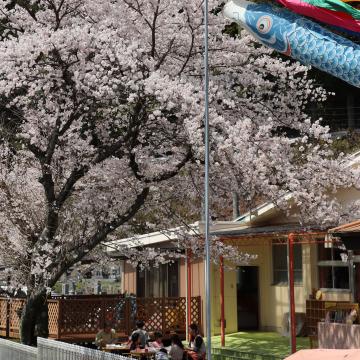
102, 343, 130, 354
102, 344, 178, 359
130, 348, 158, 358
103, 344, 159, 358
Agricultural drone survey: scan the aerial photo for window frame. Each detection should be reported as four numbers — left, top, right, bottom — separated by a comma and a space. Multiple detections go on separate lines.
136, 260, 179, 297
318, 244, 350, 291
271, 241, 303, 286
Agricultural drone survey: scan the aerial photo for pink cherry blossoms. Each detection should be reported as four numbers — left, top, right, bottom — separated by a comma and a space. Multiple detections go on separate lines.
0, 0, 357, 296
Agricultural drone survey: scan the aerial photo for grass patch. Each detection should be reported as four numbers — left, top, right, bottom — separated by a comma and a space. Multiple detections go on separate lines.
211, 332, 310, 358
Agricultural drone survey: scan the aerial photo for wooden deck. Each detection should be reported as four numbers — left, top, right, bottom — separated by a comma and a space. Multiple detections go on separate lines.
0, 295, 201, 343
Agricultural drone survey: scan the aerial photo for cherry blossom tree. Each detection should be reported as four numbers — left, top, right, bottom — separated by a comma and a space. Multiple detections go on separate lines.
0, 0, 357, 345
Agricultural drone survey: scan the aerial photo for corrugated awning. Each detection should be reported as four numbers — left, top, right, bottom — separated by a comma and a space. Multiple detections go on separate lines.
213, 223, 322, 237
329, 219, 360, 234
329, 219, 360, 250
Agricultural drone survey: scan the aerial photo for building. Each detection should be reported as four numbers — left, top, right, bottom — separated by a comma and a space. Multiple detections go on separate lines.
114, 151, 360, 335
55, 265, 122, 295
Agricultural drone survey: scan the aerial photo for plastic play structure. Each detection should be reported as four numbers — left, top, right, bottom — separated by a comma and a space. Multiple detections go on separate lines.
223, 0, 360, 87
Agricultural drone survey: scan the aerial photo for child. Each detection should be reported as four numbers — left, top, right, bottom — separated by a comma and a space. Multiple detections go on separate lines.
129, 332, 141, 351
156, 348, 169, 360
131, 320, 149, 348
151, 331, 164, 349
169, 334, 184, 360
187, 323, 206, 360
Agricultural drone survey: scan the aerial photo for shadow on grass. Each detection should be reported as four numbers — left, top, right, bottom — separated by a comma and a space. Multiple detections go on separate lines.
211, 332, 310, 358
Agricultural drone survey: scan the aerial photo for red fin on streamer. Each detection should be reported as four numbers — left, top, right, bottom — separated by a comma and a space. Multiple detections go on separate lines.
276, 0, 360, 33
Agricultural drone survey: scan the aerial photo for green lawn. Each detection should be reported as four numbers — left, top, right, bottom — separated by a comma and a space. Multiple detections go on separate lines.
211, 332, 310, 359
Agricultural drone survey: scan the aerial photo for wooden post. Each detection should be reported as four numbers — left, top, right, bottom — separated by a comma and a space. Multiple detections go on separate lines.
220, 256, 225, 347
57, 299, 62, 340
125, 297, 131, 336
100, 299, 106, 332
187, 250, 192, 341
348, 251, 355, 302
162, 297, 166, 335
288, 233, 296, 354
5, 298, 9, 338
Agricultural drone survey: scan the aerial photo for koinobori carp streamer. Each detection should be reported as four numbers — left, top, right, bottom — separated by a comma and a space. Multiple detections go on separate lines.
276, 0, 360, 34
224, 0, 360, 87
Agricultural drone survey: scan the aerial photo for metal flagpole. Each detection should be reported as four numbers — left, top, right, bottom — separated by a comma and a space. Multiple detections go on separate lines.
185, 255, 189, 342
203, 0, 211, 359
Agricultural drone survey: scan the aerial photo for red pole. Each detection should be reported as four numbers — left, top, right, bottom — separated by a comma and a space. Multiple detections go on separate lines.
187, 249, 192, 339
288, 233, 296, 354
220, 256, 225, 347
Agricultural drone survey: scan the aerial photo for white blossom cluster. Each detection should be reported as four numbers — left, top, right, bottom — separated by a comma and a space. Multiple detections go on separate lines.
0, 0, 357, 294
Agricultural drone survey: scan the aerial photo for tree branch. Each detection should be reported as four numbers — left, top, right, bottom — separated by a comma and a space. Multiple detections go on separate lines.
129, 146, 192, 183
48, 187, 150, 286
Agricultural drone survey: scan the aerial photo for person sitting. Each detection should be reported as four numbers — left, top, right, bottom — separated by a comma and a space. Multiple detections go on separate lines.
156, 348, 169, 360
131, 320, 149, 348
151, 331, 164, 349
129, 332, 141, 351
187, 323, 206, 360
131, 320, 149, 349
169, 334, 185, 360
95, 321, 117, 349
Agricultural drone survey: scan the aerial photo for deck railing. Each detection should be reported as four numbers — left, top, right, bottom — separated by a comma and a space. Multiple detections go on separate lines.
0, 337, 37, 360
0, 295, 201, 342
0, 337, 130, 360
37, 337, 130, 360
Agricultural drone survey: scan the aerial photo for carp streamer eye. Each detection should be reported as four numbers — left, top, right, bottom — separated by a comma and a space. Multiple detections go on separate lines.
256, 16, 273, 34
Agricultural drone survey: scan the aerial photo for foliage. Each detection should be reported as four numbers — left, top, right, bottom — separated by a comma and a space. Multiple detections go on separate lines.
0, 0, 357, 306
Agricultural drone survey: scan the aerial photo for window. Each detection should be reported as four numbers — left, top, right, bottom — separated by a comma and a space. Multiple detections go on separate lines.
136, 261, 179, 297
272, 241, 302, 285
318, 244, 349, 290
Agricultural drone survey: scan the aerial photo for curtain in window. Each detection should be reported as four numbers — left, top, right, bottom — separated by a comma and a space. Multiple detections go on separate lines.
136, 261, 179, 297
272, 242, 303, 285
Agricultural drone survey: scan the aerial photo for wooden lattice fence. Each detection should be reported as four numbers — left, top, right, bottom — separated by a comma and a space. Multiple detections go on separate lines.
136, 297, 201, 335
48, 300, 60, 338
0, 298, 7, 337
9, 298, 25, 338
0, 296, 201, 343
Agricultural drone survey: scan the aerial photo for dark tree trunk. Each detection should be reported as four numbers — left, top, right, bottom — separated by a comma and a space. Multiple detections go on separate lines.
347, 92, 355, 129
20, 289, 49, 346
232, 192, 240, 219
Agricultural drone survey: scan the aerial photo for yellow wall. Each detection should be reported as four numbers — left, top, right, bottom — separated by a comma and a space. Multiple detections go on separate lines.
123, 262, 136, 294
179, 258, 205, 298
122, 241, 353, 335
209, 242, 319, 333
211, 262, 238, 334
